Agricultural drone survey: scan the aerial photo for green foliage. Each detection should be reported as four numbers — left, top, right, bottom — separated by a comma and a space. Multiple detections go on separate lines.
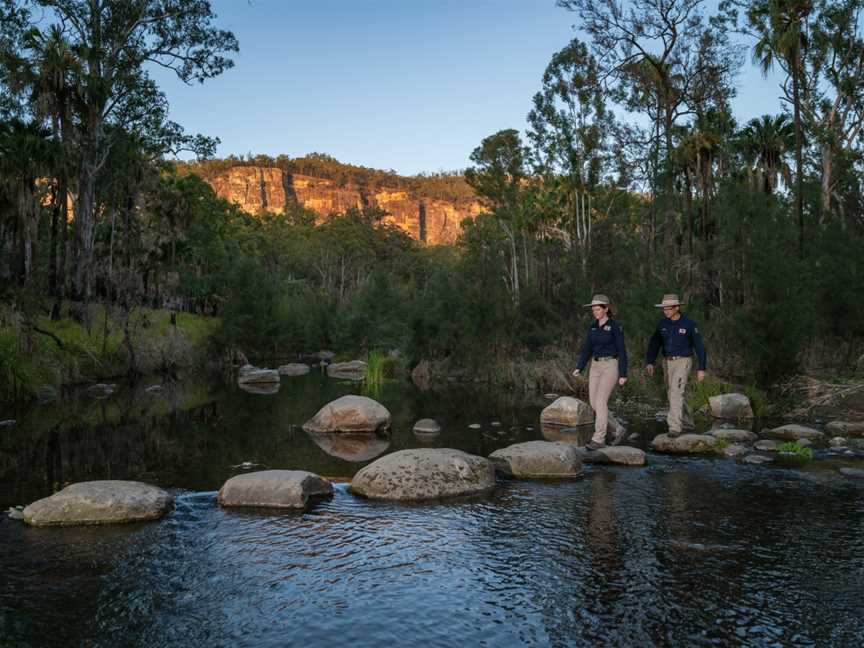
776, 442, 814, 460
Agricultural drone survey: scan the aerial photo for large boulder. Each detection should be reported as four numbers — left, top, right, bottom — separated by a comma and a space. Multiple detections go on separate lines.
825, 420, 864, 438
303, 395, 391, 434
709, 393, 754, 419
23, 481, 173, 527
278, 363, 310, 376
540, 396, 594, 427
306, 431, 390, 462
651, 433, 718, 454
577, 445, 646, 467
708, 428, 758, 444
326, 360, 367, 380
489, 441, 582, 478
238, 364, 280, 384
350, 449, 495, 501
763, 424, 824, 442
218, 470, 332, 510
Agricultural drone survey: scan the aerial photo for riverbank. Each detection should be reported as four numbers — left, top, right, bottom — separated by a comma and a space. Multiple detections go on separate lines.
0, 303, 220, 402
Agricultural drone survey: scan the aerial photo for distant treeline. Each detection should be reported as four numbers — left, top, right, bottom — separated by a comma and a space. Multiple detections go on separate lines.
177, 153, 478, 204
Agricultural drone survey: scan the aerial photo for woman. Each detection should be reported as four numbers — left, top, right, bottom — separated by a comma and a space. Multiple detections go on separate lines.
572, 294, 628, 450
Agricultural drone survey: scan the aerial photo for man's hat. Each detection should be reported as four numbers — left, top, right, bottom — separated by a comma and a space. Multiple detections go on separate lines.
654, 293, 684, 308
583, 294, 611, 307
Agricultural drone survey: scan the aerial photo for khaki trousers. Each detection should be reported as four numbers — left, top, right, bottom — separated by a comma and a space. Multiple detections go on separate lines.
664, 357, 693, 433
588, 358, 618, 444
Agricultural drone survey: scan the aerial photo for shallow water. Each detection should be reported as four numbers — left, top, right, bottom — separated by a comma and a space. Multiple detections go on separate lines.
2, 374, 864, 647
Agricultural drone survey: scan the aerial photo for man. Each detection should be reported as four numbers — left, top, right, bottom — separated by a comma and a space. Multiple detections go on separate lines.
645, 294, 706, 438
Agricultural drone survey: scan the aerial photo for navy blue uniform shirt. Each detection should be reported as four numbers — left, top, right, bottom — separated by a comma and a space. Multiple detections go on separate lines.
576, 318, 628, 377
645, 314, 707, 370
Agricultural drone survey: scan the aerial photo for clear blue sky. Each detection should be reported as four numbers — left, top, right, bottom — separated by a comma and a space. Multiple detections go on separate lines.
155, 0, 782, 176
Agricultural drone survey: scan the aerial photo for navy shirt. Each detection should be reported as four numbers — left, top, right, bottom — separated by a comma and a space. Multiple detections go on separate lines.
645, 314, 707, 370
576, 318, 628, 377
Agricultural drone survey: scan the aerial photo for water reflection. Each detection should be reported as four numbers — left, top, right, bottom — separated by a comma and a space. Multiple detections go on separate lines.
305, 431, 390, 462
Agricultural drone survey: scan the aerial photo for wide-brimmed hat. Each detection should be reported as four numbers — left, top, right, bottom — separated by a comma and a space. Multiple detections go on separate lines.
583, 294, 611, 307
654, 293, 684, 308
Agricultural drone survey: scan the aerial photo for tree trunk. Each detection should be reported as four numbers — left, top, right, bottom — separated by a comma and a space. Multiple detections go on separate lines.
792, 52, 805, 259
820, 143, 832, 217
74, 161, 97, 301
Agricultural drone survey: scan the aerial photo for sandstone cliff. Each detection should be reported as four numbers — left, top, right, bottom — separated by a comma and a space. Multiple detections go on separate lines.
205, 166, 482, 245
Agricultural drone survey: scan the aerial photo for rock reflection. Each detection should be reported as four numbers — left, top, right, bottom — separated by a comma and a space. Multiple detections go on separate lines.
540, 423, 592, 445
305, 430, 390, 462
238, 382, 280, 395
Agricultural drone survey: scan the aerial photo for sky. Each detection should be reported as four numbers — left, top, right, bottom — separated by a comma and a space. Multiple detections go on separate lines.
153, 0, 784, 176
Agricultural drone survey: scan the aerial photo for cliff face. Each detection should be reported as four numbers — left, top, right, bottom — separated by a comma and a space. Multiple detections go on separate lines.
206, 166, 481, 244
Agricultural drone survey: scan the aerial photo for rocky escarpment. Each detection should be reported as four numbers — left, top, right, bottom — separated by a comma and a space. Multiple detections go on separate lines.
206, 166, 482, 245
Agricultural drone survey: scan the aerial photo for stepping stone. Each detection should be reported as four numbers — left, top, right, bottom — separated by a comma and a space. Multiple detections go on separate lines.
709, 429, 758, 443
278, 363, 310, 376
651, 433, 717, 454
350, 449, 495, 501
709, 393, 754, 419
743, 454, 774, 465
754, 439, 778, 452
303, 395, 391, 434
762, 424, 824, 442
540, 396, 594, 427
489, 441, 582, 478
413, 418, 441, 435
577, 445, 646, 467
826, 421, 864, 438
23, 481, 173, 527
218, 470, 332, 510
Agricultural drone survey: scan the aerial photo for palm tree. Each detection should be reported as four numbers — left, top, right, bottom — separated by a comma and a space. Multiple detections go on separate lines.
748, 0, 813, 258
740, 114, 795, 194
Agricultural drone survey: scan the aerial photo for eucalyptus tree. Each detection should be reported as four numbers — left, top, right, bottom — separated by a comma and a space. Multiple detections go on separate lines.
464, 129, 529, 305
16, 0, 237, 302
527, 37, 615, 275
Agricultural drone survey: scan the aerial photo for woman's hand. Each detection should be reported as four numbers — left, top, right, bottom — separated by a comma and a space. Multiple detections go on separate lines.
571, 369, 580, 378
618, 377, 627, 386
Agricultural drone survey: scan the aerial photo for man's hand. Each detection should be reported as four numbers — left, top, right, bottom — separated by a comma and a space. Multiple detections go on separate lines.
572, 369, 581, 378
645, 364, 654, 377
697, 370, 705, 383
618, 377, 627, 386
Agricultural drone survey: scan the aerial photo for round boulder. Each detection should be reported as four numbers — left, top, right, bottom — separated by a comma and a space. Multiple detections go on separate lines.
708, 428, 758, 444
303, 395, 391, 434
540, 396, 594, 427
651, 433, 718, 454
826, 421, 864, 438
763, 424, 824, 442
23, 481, 173, 527
278, 363, 310, 376
489, 441, 582, 478
413, 418, 442, 434
218, 470, 332, 510
350, 449, 495, 501
709, 393, 754, 419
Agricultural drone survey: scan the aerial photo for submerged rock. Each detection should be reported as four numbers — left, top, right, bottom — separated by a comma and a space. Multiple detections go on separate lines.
742, 454, 774, 465
489, 441, 582, 478
839, 467, 864, 479
708, 428, 758, 444
326, 360, 367, 380
238, 381, 279, 395
36, 384, 58, 402
577, 445, 646, 467
413, 418, 441, 435
829, 436, 847, 447
278, 363, 310, 376
721, 443, 750, 459
709, 393, 754, 419
763, 424, 824, 442
350, 449, 495, 501
303, 395, 391, 434
651, 433, 717, 454
145, 385, 164, 394
23, 481, 173, 527
6, 506, 24, 521
826, 421, 864, 437
86, 383, 115, 398
238, 365, 280, 385
540, 396, 594, 427
306, 431, 390, 462
218, 470, 332, 510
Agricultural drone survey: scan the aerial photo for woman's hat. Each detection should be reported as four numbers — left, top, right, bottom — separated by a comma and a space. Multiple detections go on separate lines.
583, 294, 611, 307
654, 293, 684, 308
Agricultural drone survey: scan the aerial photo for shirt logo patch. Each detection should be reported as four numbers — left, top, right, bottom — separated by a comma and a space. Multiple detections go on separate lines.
604, 325, 611, 331
679, 328, 687, 334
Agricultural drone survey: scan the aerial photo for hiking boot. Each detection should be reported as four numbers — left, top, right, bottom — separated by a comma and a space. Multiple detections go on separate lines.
667, 430, 682, 439
585, 441, 606, 451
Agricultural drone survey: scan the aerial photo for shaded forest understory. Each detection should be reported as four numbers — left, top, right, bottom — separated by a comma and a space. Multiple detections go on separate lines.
2, 0, 864, 404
